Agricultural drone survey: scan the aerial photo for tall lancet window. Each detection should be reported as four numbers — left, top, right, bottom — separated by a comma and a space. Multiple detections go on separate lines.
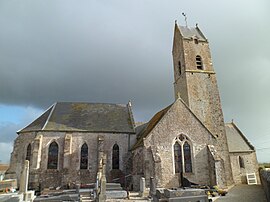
183, 142, 192, 172
26, 144, 31, 162
47, 141, 58, 169
80, 143, 88, 169
174, 142, 182, 173
112, 144, 119, 169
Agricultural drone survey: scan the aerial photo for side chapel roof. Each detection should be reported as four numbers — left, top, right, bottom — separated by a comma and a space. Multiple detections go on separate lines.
18, 102, 136, 134
225, 122, 255, 153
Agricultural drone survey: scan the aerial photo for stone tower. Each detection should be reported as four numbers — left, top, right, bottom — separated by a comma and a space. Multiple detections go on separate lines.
172, 22, 233, 186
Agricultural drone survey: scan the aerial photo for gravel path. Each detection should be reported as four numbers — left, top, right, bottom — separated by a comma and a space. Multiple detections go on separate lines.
215, 184, 267, 202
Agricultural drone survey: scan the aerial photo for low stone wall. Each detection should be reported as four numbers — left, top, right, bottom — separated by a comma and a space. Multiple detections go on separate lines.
0, 179, 17, 191
260, 169, 270, 201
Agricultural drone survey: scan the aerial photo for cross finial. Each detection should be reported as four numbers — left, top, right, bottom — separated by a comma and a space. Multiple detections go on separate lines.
182, 12, 188, 27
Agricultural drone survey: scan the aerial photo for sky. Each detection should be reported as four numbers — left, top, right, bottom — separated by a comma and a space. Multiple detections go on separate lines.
0, 0, 270, 163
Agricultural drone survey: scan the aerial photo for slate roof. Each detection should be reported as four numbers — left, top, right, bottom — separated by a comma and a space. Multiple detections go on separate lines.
18, 102, 136, 134
225, 122, 255, 153
179, 25, 207, 42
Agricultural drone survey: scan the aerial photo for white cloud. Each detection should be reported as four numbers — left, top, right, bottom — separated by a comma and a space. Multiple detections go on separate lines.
0, 106, 43, 163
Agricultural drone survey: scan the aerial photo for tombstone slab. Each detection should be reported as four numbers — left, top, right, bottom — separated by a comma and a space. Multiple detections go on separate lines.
106, 190, 127, 199
164, 188, 206, 198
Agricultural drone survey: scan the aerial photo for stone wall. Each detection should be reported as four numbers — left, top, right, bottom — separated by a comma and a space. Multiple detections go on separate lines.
5, 131, 135, 190
230, 152, 260, 184
132, 147, 144, 191
5, 132, 36, 183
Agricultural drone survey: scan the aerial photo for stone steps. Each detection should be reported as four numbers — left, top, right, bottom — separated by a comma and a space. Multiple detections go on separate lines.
80, 190, 94, 202
106, 183, 123, 191
81, 196, 94, 202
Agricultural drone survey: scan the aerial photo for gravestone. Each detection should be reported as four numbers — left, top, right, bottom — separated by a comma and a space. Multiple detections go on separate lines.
139, 177, 148, 197
150, 177, 156, 196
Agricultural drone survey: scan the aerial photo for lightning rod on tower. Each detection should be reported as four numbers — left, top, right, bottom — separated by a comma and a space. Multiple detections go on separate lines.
182, 12, 188, 27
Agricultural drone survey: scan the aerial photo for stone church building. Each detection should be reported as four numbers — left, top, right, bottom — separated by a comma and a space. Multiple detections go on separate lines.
5, 23, 259, 190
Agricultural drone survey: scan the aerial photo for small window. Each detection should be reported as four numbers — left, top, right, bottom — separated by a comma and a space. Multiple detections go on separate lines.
80, 143, 88, 169
47, 141, 58, 169
26, 144, 31, 162
196, 55, 203, 70
194, 38, 198, 44
112, 144, 119, 169
239, 156, 245, 168
178, 61, 181, 75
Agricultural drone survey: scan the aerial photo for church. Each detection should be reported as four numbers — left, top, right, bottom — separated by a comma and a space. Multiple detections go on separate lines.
5, 22, 260, 190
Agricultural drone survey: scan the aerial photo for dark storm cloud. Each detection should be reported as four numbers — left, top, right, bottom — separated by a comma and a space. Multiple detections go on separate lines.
0, 0, 270, 161
0, 1, 176, 118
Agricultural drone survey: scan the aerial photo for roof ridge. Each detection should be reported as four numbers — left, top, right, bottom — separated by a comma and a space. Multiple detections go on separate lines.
17, 104, 55, 134
55, 101, 127, 106
42, 103, 57, 130
229, 122, 255, 151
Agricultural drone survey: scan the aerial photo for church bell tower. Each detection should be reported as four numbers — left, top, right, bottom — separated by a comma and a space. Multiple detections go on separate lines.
172, 22, 233, 185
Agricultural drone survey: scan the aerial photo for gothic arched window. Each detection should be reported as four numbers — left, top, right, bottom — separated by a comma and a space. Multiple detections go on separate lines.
80, 143, 88, 169
47, 141, 58, 169
173, 134, 193, 173
239, 156, 245, 168
26, 144, 31, 162
196, 55, 203, 70
183, 142, 192, 172
174, 142, 182, 173
112, 144, 119, 169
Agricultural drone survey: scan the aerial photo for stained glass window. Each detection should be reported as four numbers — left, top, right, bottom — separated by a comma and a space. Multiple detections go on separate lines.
80, 143, 88, 169
47, 141, 58, 169
112, 144, 119, 169
174, 142, 182, 173
183, 142, 192, 173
